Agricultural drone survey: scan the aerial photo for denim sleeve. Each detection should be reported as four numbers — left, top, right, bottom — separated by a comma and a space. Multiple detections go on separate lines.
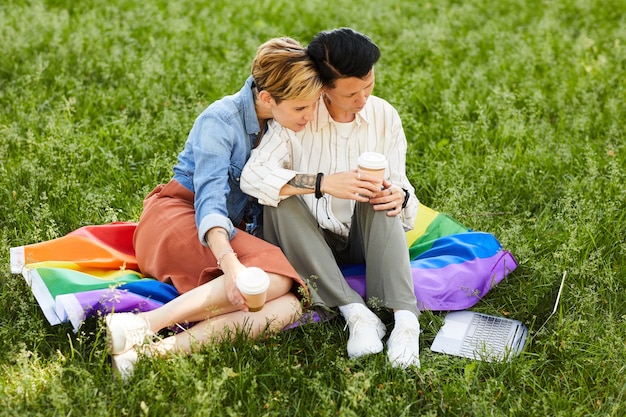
190, 114, 238, 245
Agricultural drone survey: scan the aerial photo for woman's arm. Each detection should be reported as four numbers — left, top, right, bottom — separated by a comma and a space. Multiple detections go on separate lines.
284, 172, 379, 201
205, 226, 248, 310
190, 114, 242, 245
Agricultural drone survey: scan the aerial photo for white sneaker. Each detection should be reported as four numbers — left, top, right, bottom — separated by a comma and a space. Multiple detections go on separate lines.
111, 337, 175, 381
105, 313, 154, 355
342, 304, 386, 358
112, 349, 138, 381
387, 316, 421, 369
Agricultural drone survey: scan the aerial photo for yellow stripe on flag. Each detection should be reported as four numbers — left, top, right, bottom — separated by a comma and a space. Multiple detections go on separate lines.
26, 261, 143, 279
405, 203, 440, 247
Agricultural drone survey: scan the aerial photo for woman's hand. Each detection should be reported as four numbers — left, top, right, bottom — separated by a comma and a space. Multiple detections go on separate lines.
222, 260, 249, 311
207, 227, 249, 311
368, 179, 403, 216
321, 170, 382, 201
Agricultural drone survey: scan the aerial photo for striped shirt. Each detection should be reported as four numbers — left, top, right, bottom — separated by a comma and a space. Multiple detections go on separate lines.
241, 95, 418, 237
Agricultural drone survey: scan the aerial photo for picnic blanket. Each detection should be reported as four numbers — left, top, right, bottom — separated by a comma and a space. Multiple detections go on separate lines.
9, 203, 517, 331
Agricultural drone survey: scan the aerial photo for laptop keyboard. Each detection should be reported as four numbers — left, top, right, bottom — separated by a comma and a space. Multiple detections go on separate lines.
459, 313, 514, 360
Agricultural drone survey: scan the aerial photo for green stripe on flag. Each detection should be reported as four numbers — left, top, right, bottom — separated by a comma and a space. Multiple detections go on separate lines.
408, 213, 468, 259
36, 267, 144, 298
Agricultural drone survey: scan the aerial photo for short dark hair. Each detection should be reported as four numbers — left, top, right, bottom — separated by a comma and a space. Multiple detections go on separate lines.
307, 28, 380, 88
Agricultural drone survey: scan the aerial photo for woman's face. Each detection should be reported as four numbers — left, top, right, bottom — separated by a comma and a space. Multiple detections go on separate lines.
323, 69, 375, 115
264, 93, 320, 132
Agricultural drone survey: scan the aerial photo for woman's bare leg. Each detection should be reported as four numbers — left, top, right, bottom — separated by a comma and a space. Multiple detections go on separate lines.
138, 273, 294, 333
150, 293, 302, 355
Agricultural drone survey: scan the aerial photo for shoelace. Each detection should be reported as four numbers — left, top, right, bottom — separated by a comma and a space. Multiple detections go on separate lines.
389, 325, 420, 355
125, 323, 154, 347
391, 327, 418, 345
343, 312, 380, 332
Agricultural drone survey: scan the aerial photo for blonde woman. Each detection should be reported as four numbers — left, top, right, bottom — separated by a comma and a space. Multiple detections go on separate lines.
105, 37, 323, 379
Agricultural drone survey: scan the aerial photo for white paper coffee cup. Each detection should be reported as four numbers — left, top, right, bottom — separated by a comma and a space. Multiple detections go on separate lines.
236, 267, 271, 312
357, 152, 387, 181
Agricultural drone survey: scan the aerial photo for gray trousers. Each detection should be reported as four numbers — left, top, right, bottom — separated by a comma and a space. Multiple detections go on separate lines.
263, 196, 419, 316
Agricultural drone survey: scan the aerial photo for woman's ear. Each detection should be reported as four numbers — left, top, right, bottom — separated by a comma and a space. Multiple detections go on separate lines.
257, 90, 274, 108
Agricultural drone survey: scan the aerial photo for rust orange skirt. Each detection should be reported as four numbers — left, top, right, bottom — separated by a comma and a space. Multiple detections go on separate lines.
133, 180, 305, 296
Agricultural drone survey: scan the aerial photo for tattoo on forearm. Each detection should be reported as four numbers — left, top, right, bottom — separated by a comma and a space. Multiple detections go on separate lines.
288, 174, 316, 190
207, 229, 230, 249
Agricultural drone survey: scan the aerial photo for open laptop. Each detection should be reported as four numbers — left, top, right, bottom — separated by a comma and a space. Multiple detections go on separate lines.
430, 271, 566, 362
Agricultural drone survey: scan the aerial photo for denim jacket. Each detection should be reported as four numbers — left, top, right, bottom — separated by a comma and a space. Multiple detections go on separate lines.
172, 76, 262, 245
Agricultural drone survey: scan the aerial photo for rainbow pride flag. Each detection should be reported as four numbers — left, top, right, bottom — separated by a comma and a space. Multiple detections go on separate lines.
342, 204, 517, 311
10, 223, 179, 331
9, 204, 517, 331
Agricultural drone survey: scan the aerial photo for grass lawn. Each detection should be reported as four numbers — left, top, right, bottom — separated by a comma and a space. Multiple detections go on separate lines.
1, 0, 625, 415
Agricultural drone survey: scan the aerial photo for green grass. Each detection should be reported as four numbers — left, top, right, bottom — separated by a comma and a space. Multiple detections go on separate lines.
1, 0, 625, 415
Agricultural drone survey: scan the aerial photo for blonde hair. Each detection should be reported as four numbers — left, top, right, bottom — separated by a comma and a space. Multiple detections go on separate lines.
251, 37, 323, 103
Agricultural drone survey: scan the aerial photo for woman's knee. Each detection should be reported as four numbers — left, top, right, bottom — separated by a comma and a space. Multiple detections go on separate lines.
267, 273, 295, 298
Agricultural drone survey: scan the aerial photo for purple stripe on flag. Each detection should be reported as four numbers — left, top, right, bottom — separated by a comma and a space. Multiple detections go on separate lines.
412, 251, 517, 311
56, 288, 166, 332
342, 239, 517, 312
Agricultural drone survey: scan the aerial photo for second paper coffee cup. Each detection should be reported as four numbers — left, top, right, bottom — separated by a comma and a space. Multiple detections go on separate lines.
236, 267, 271, 312
357, 152, 387, 181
